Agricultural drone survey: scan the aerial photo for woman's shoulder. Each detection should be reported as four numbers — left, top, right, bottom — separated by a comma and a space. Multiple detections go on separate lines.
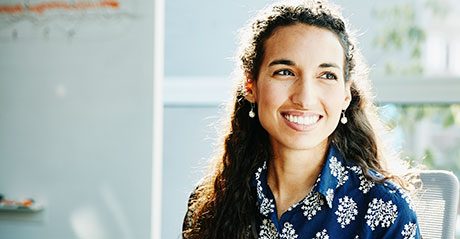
340, 166, 420, 237
367, 170, 416, 212
344, 165, 415, 208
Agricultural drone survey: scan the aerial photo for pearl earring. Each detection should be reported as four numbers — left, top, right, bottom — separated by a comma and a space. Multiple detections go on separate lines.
341, 110, 348, 124
249, 103, 256, 118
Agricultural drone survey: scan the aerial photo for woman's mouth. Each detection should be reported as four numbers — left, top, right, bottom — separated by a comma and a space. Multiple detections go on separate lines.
283, 113, 320, 125
282, 112, 322, 131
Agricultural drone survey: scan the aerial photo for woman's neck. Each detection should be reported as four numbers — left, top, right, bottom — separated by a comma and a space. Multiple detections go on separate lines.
267, 140, 328, 220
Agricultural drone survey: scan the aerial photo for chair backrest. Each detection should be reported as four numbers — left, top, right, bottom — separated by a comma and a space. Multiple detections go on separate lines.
414, 170, 459, 239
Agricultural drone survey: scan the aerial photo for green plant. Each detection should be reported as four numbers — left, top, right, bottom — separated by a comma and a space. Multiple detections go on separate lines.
373, 3, 425, 76
373, 1, 460, 176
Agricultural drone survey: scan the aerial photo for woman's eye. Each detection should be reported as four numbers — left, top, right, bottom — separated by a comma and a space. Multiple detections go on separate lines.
320, 72, 338, 80
274, 69, 294, 76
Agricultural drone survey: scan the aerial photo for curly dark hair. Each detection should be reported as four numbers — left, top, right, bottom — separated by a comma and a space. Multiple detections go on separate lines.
182, 1, 415, 238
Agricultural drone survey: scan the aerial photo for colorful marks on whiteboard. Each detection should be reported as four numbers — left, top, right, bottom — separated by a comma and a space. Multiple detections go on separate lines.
0, 1, 137, 42
0, 1, 120, 15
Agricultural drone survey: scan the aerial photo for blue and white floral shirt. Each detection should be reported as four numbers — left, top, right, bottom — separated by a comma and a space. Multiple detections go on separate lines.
251, 144, 420, 239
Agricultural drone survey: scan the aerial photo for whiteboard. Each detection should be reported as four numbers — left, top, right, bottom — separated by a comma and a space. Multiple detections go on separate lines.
0, 1, 155, 238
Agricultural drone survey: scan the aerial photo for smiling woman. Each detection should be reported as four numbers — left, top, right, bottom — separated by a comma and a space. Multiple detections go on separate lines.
182, 1, 421, 238
245, 24, 352, 218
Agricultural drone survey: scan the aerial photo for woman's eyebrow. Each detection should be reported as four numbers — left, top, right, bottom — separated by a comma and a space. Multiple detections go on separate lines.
269, 59, 295, 66
268, 60, 341, 69
319, 62, 340, 69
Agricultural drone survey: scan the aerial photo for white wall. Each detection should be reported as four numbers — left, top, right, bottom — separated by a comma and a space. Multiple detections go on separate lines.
162, 1, 269, 238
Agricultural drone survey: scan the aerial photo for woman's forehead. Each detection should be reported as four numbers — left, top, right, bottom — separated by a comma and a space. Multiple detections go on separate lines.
263, 24, 345, 67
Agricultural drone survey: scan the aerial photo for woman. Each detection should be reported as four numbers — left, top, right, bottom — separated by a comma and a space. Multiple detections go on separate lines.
183, 1, 420, 238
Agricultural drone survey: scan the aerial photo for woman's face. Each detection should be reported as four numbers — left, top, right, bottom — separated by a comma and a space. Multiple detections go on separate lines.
248, 24, 351, 153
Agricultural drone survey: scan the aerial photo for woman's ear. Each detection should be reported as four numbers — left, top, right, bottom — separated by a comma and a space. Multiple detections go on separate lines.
343, 82, 352, 110
244, 72, 257, 103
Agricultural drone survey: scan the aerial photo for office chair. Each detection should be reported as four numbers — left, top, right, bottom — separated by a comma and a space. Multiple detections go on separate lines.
414, 170, 459, 239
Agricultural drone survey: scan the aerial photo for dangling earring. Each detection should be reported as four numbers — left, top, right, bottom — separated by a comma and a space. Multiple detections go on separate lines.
341, 110, 348, 124
249, 103, 256, 118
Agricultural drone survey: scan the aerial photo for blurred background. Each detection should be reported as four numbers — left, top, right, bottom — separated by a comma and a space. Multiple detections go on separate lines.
1, 0, 459, 238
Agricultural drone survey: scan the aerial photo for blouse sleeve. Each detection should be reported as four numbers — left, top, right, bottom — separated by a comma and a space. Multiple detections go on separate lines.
378, 191, 421, 239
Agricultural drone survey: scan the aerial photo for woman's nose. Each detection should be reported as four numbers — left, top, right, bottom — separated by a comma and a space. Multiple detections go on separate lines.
291, 78, 318, 108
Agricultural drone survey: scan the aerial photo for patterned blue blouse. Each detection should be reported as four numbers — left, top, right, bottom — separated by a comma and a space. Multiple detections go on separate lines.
252, 144, 420, 239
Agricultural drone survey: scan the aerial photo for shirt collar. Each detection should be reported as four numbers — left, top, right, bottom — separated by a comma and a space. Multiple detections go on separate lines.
251, 143, 351, 209
316, 143, 351, 208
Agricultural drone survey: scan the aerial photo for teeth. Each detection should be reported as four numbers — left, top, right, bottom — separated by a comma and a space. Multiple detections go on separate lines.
284, 114, 319, 125
298, 116, 304, 124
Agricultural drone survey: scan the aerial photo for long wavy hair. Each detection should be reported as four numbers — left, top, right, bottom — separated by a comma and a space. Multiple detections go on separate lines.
183, 1, 416, 238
